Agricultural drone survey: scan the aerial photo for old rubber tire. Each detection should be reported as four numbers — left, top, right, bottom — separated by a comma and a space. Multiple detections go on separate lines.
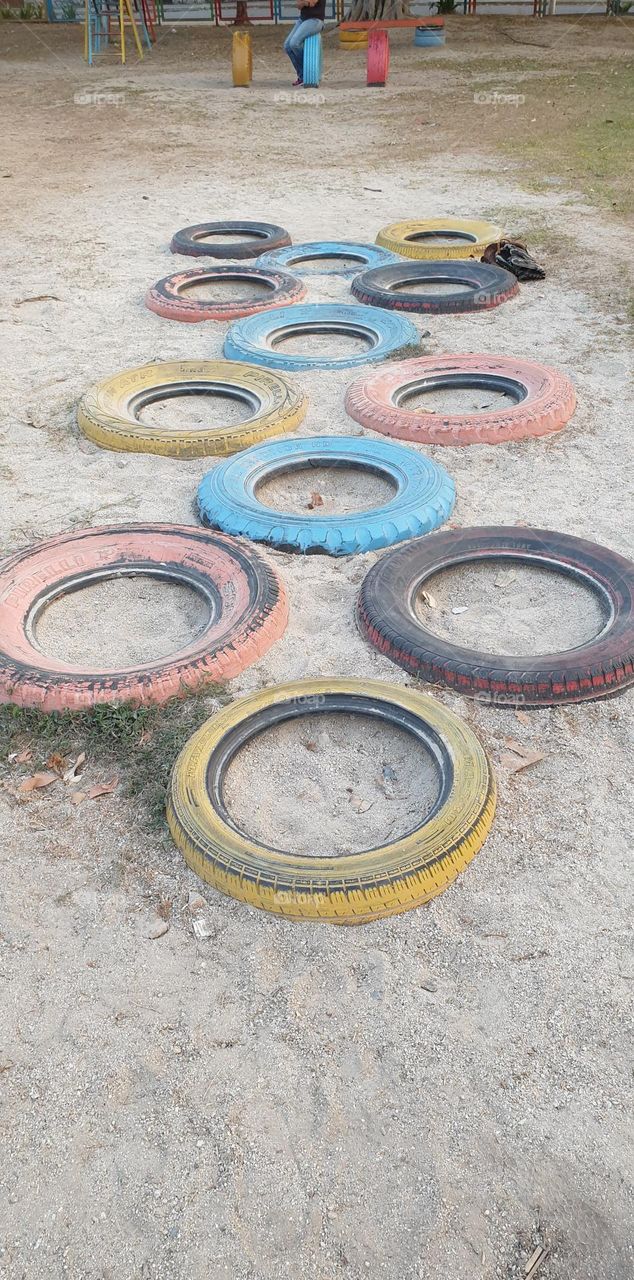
224, 302, 419, 371
414, 29, 445, 45
357, 527, 634, 707
256, 241, 400, 278
0, 525, 288, 711
351, 260, 518, 314
78, 359, 307, 458
303, 32, 322, 87
345, 354, 576, 446
166, 678, 496, 922
340, 28, 367, 46
197, 434, 455, 555
232, 30, 252, 86
170, 221, 291, 260
367, 28, 389, 86
376, 218, 503, 260
145, 265, 305, 323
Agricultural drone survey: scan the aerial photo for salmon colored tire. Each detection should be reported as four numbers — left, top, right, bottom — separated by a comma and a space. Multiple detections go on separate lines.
0, 525, 288, 711
375, 217, 502, 260
345, 354, 576, 446
78, 360, 308, 458
367, 29, 390, 85
145, 265, 305, 323
167, 678, 496, 923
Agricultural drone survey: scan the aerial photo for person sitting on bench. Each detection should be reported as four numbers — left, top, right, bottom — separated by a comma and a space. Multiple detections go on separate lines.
283, 0, 325, 86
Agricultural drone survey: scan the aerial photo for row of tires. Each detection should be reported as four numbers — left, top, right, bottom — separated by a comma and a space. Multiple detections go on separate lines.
145, 258, 519, 323
2, 522, 632, 713
78, 352, 576, 458
232, 27, 444, 91
168, 216, 503, 261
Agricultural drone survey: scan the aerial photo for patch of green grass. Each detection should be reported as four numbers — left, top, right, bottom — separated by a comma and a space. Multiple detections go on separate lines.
0, 690, 231, 829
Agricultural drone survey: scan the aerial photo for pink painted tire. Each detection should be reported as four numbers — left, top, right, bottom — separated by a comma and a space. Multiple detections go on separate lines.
345, 353, 576, 446
0, 524, 288, 710
367, 29, 390, 86
145, 265, 305, 323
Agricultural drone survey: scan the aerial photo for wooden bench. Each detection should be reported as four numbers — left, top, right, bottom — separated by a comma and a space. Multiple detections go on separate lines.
340, 16, 444, 85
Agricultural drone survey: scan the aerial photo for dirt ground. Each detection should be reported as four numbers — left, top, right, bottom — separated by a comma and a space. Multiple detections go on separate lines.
1, 16, 633, 1280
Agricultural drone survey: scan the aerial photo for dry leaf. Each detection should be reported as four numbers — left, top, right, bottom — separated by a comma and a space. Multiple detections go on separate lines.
19, 771, 57, 792
347, 791, 373, 814
63, 751, 86, 784
157, 896, 172, 921
515, 710, 531, 727
500, 749, 545, 775
69, 791, 86, 805
307, 491, 324, 510
420, 590, 437, 609
46, 752, 67, 774
8, 748, 32, 764
85, 777, 118, 799
303, 739, 318, 752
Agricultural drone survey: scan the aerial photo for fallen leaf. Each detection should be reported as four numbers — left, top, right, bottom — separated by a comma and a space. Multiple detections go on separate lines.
63, 751, 86, 783
8, 748, 32, 764
420, 590, 437, 609
347, 791, 373, 814
85, 777, 118, 799
69, 791, 86, 805
307, 491, 324, 509
303, 739, 318, 752
500, 749, 545, 775
515, 710, 531, 727
46, 752, 67, 774
19, 771, 57, 792
157, 896, 172, 921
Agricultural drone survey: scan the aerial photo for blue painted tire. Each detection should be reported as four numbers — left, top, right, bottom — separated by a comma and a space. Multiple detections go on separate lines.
303, 33, 322, 87
256, 242, 401, 278
197, 435, 455, 556
224, 303, 420, 371
414, 30, 445, 45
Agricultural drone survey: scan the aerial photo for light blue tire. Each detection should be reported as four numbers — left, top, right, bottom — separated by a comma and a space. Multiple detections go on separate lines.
303, 33, 322, 87
223, 303, 420, 371
414, 29, 445, 45
197, 435, 455, 556
256, 241, 402, 278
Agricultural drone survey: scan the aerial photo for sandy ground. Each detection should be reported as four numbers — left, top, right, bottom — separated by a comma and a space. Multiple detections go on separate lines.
1, 18, 633, 1280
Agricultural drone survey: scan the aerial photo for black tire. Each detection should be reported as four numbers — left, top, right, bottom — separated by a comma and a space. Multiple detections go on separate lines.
170, 221, 292, 260
357, 527, 634, 707
351, 261, 519, 314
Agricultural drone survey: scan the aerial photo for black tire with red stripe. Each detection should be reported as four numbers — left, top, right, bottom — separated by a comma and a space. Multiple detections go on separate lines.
357, 527, 634, 707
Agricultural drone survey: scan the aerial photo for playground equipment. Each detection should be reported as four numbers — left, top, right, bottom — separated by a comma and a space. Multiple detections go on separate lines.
302, 33, 322, 88
340, 18, 444, 86
232, 29, 252, 85
339, 28, 367, 48
83, 0, 155, 63
414, 23, 446, 46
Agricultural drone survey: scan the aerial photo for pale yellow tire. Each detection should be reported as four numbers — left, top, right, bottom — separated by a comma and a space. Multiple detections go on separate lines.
376, 217, 503, 260
339, 30, 367, 46
167, 678, 496, 924
232, 30, 252, 86
77, 359, 308, 459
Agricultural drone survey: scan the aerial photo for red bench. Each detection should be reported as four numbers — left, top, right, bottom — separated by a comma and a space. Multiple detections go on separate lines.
340, 17, 444, 85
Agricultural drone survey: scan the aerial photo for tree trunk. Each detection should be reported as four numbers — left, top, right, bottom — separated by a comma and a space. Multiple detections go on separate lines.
233, 0, 250, 22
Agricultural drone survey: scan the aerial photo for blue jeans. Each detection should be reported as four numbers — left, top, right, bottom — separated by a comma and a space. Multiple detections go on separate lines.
283, 17, 323, 80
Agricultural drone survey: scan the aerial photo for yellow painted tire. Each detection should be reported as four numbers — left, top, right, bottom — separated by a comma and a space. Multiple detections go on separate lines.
376, 218, 503, 260
77, 359, 308, 459
167, 678, 496, 924
232, 30, 252, 86
339, 30, 367, 46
